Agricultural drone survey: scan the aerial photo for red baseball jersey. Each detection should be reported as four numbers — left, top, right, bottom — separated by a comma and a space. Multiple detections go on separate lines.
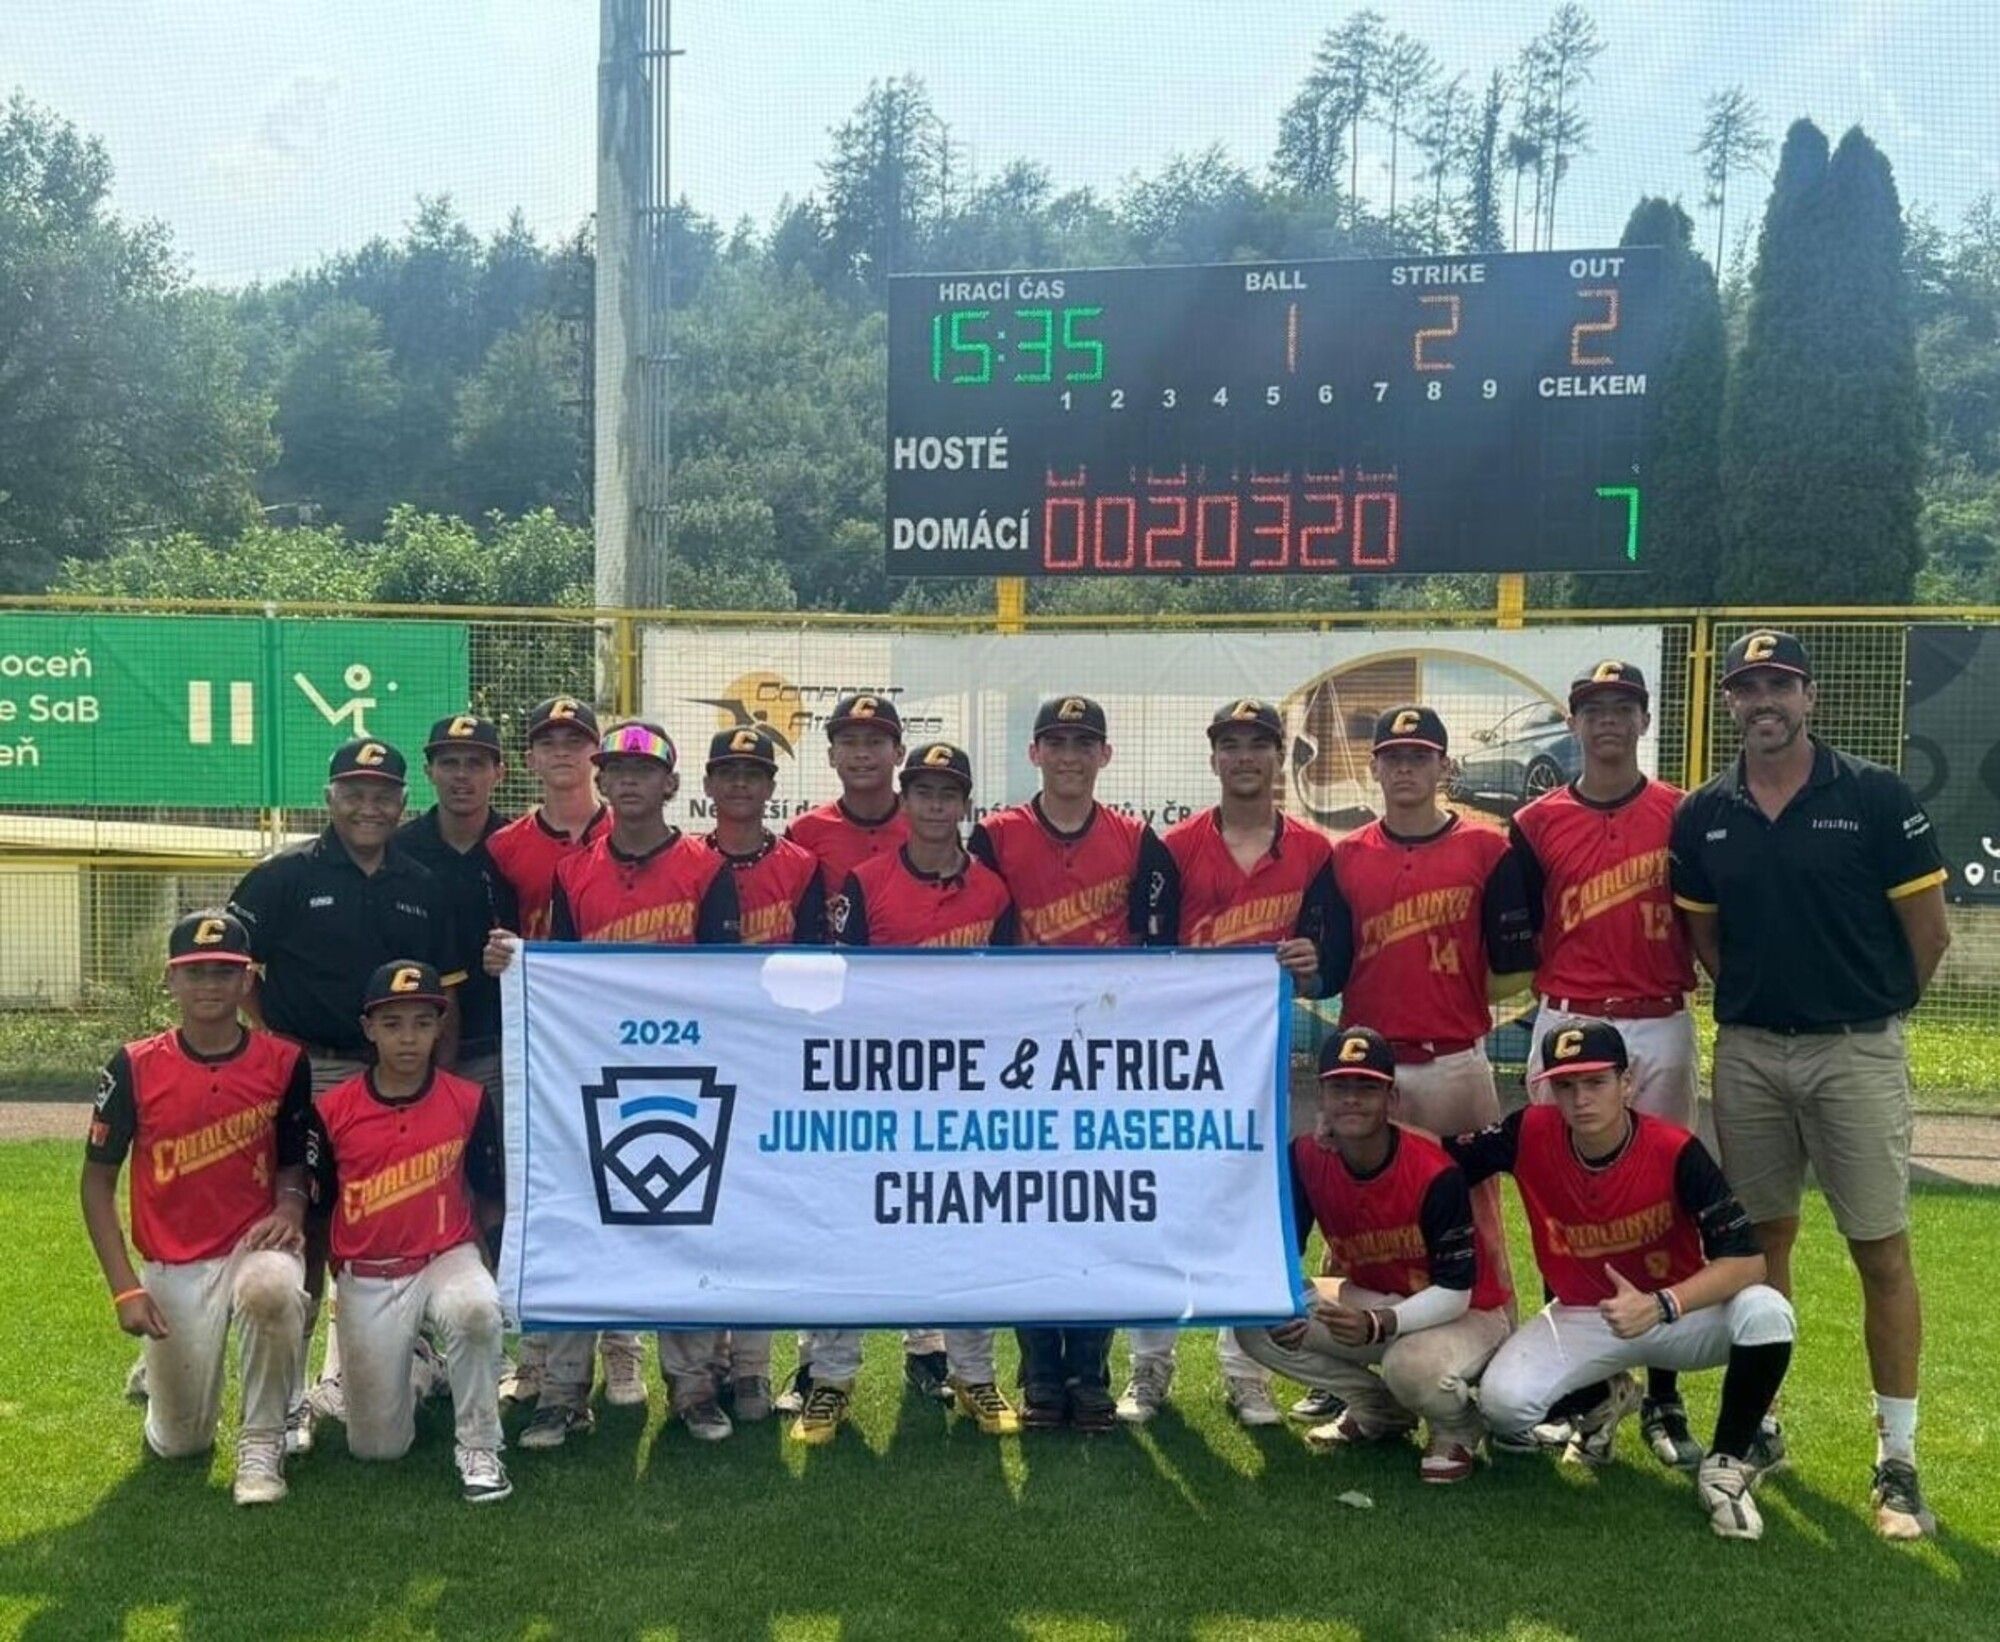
1291, 1124, 1512, 1312
1163, 809, 1335, 948
488, 806, 610, 938
835, 849, 1016, 947
550, 831, 739, 945
1510, 778, 1696, 1000
787, 800, 910, 897
706, 833, 825, 945
86, 1029, 310, 1264
309, 1069, 499, 1267
1327, 816, 1533, 1042
970, 800, 1178, 947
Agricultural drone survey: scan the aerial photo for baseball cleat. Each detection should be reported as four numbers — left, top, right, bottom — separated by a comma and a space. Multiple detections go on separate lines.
1698, 1453, 1764, 1540
1115, 1361, 1172, 1425
284, 1398, 315, 1457
1871, 1459, 1937, 1541
729, 1375, 774, 1423
232, 1433, 287, 1507
679, 1396, 734, 1442
306, 1372, 346, 1424
903, 1350, 954, 1404
1641, 1397, 1705, 1471
1304, 1407, 1418, 1452
1746, 1416, 1788, 1479
953, 1380, 1022, 1436
518, 1403, 595, 1451
1068, 1383, 1118, 1434
456, 1446, 513, 1505
124, 1355, 149, 1406
1420, 1437, 1479, 1484
774, 1363, 812, 1418
1020, 1386, 1068, 1431
1562, 1373, 1642, 1468
789, 1383, 851, 1446
1289, 1387, 1344, 1424
600, 1335, 649, 1407
1225, 1375, 1284, 1428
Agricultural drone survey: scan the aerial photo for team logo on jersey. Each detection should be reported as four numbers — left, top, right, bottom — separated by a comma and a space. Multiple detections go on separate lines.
583, 1065, 738, 1226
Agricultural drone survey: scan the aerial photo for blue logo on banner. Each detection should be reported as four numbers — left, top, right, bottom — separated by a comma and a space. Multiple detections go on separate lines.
582, 1066, 738, 1226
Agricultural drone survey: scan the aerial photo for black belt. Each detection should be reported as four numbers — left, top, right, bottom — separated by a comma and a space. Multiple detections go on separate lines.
1751, 1017, 1892, 1038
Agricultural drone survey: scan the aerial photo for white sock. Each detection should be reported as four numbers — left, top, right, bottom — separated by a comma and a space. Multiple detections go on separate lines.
1873, 1394, 1918, 1464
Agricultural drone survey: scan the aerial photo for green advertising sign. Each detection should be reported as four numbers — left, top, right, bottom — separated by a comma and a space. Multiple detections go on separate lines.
0, 614, 468, 806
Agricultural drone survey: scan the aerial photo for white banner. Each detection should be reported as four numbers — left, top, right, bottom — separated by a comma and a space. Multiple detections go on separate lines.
499, 946, 1302, 1331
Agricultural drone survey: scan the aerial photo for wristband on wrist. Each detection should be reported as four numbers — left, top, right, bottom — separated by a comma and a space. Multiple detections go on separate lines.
279, 1185, 309, 1202
111, 1286, 147, 1306
1655, 1288, 1681, 1326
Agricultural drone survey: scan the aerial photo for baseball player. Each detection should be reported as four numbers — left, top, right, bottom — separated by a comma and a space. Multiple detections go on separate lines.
1122, 698, 1331, 1430
305, 961, 510, 1504
1240, 1026, 1512, 1483
488, 721, 743, 1447
782, 693, 950, 1413
698, 724, 826, 1422
967, 694, 1178, 1432
1509, 661, 1704, 1469
81, 911, 311, 1506
806, 741, 1021, 1442
483, 696, 619, 1408
1447, 1021, 1796, 1541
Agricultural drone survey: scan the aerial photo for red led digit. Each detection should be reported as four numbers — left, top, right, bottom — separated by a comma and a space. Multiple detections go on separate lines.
1247, 486, 1291, 569
1094, 495, 1138, 570
1043, 495, 1087, 571
1142, 479, 1189, 571
1353, 492, 1400, 567
1195, 496, 1240, 570
1571, 288, 1619, 367
1299, 491, 1346, 568
1414, 294, 1460, 372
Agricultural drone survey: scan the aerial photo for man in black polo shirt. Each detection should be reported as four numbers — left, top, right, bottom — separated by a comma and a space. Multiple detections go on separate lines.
1669, 629, 1951, 1542
394, 713, 517, 1108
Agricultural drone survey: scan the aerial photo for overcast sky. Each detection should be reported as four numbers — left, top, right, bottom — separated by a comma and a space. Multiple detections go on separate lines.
4, 1, 1995, 286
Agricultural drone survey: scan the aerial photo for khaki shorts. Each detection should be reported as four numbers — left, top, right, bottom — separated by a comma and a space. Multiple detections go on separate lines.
1711, 1019, 1913, 1241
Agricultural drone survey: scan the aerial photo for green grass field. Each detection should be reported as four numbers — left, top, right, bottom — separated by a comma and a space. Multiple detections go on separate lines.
1, 1139, 1994, 1642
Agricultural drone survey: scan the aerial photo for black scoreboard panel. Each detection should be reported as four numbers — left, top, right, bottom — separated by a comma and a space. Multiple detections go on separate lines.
885, 248, 1663, 577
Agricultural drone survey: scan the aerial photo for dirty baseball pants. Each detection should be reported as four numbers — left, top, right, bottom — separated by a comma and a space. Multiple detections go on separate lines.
803, 1328, 996, 1387
336, 1242, 504, 1458
141, 1246, 307, 1458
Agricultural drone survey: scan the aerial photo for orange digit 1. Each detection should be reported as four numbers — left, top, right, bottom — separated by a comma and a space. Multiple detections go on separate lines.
1571, 287, 1619, 367
1413, 294, 1460, 372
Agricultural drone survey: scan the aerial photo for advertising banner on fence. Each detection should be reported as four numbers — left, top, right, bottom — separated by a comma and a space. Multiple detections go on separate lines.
643, 625, 1664, 835
499, 945, 1301, 1331
1905, 624, 2000, 904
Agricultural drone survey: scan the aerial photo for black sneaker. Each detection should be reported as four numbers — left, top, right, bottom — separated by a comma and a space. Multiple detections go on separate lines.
1289, 1387, 1344, 1424
774, 1362, 812, 1418
1871, 1458, 1937, 1541
1068, 1382, 1118, 1434
1640, 1397, 1704, 1470
1021, 1385, 1067, 1431
904, 1350, 953, 1404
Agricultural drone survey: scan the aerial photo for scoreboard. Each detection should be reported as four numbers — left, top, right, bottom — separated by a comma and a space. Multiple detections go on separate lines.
885, 248, 1663, 578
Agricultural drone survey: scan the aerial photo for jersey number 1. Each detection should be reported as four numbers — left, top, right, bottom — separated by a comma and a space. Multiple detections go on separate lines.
1426, 936, 1461, 975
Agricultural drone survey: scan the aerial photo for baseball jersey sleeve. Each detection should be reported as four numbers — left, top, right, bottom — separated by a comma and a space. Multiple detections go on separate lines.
548, 876, 580, 942
1415, 1167, 1478, 1292
696, 867, 742, 945
965, 823, 998, 871
84, 1049, 137, 1166
792, 874, 828, 945
1668, 795, 1718, 913
1507, 817, 1549, 937
1862, 766, 1949, 901
1480, 847, 1537, 973
1442, 1107, 1523, 1187
1672, 1137, 1760, 1261
833, 872, 870, 947
1130, 826, 1181, 945
990, 904, 1019, 946
1286, 1146, 1317, 1255
465, 1092, 505, 1202
1309, 861, 1355, 993
275, 1048, 312, 1169
302, 1105, 338, 1219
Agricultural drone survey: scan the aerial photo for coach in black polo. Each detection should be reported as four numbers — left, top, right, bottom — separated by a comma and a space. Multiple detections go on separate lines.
1668, 629, 1950, 1542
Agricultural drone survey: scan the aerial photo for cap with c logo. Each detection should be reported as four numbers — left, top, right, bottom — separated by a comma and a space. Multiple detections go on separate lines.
362, 959, 448, 1013
1531, 1018, 1631, 1084
706, 725, 780, 771
327, 738, 408, 785
1567, 660, 1649, 710
526, 696, 603, 745
167, 909, 254, 967
1316, 1025, 1396, 1083
1720, 629, 1812, 687
1032, 694, 1109, 741
1205, 697, 1284, 745
1371, 704, 1449, 755
899, 741, 973, 792
826, 693, 904, 740
424, 713, 504, 757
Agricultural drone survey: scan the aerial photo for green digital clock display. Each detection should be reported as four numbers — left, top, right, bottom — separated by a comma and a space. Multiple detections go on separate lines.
929, 306, 1106, 386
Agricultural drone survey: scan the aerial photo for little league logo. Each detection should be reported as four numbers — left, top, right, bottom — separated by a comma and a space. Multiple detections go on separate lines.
582, 1066, 738, 1226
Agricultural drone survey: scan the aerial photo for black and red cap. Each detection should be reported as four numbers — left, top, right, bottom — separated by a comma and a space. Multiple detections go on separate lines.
1721, 630, 1813, 687
900, 741, 973, 792
1207, 697, 1284, 745
1568, 660, 1649, 710
362, 960, 448, 1014
424, 713, 504, 758
707, 725, 780, 771
1318, 1025, 1396, 1084
1372, 704, 1448, 755
328, 738, 408, 785
826, 694, 903, 739
526, 696, 602, 744
168, 909, 254, 968
593, 720, 677, 770
1033, 695, 1108, 741
1532, 1019, 1631, 1085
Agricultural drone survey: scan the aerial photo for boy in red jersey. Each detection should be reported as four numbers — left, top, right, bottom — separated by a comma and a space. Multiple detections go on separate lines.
489, 720, 743, 1447
82, 911, 312, 1506
1448, 1021, 1795, 1541
969, 694, 1179, 1431
803, 742, 1020, 1442
1122, 698, 1329, 1430
306, 961, 511, 1504
1509, 660, 1704, 1470
1240, 1026, 1512, 1484
787, 692, 910, 898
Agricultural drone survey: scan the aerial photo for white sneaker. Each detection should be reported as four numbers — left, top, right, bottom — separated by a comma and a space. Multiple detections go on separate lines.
679, 1396, 734, 1442
456, 1445, 513, 1504
601, 1336, 649, 1408
306, 1372, 346, 1424
1225, 1375, 1283, 1428
1562, 1373, 1643, 1468
232, 1433, 287, 1507
1115, 1360, 1173, 1425
1698, 1453, 1764, 1540
284, 1398, 315, 1457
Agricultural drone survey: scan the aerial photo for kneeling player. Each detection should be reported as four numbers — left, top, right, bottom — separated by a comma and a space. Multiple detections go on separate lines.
1241, 1027, 1512, 1483
81, 911, 312, 1505
306, 962, 511, 1503
1448, 1021, 1795, 1539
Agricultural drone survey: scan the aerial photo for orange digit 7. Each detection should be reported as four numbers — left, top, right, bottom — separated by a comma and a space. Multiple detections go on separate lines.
1413, 294, 1459, 372
1571, 288, 1619, 367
